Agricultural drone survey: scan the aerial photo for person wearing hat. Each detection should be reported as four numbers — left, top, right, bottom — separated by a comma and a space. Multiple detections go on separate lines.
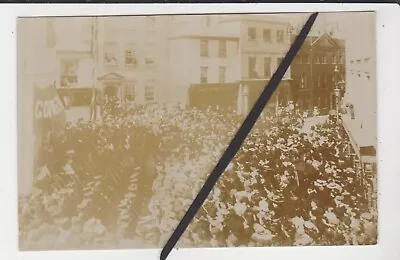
360, 213, 377, 241
303, 220, 319, 241
224, 210, 250, 247
251, 223, 274, 246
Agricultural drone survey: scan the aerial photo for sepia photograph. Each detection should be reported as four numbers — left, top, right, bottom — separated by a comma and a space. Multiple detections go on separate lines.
17, 11, 377, 251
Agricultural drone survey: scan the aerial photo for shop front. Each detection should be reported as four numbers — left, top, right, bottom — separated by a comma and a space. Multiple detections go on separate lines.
188, 83, 239, 110
239, 79, 293, 114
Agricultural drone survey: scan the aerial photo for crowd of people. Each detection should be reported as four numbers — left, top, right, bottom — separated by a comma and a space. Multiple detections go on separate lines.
18, 99, 377, 250
136, 105, 377, 248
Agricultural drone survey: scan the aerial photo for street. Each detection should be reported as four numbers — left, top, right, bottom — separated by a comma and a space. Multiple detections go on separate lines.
301, 115, 329, 132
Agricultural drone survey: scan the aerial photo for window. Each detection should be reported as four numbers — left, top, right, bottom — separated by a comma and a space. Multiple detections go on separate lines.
263, 29, 271, 42
125, 46, 137, 66
104, 43, 118, 66
339, 55, 344, 64
321, 55, 327, 64
145, 57, 156, 65
200, 39, 209, 57
304, 96, 310, 110
295, 55, 302, 64
60, 60, 78, 88
301, 73, 307, 89
219, 66, 226, 83
248, 27, 257, 41
125, 83, 135, 101
317, 74, 321, 88
277, 30, 284, 43
264, 57, 272, 78
277, 57, 283, 66
219, 40, 227, 57
332, 55, 337, 64
315, 56, 320, 64
248, 57, 257, 78
305, 76, 309, 89
144, 85, 155, 101
366, 71, 371, 80
303, 54, 310, 64
200, 66, 208, 83
276, 57, 289, 78
324, 74, 328, 86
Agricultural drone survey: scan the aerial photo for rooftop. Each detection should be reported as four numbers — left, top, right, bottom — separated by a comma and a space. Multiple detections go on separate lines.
168, 22, 240, 39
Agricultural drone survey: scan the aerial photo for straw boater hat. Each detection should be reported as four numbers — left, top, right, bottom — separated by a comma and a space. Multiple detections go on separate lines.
314, 179, 328, 187
304, 220, 318, 232
323, 211, 340, 227
326, 182, 343, 192
361, 213, 373, 221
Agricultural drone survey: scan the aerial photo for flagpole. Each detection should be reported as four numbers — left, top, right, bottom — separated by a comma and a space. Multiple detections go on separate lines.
91, 17, 99, 122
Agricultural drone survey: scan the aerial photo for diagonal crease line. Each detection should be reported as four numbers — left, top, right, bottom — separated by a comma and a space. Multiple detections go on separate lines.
160, 12, 319, 260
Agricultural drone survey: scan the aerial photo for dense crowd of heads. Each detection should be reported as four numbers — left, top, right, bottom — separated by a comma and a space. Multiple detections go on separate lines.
19, 101, 377, 250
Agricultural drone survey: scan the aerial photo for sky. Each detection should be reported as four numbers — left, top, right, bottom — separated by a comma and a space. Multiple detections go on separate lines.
287, 12, 375, 40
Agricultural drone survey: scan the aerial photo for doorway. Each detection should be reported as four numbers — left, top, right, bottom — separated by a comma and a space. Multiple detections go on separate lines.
104, 84, 118, 101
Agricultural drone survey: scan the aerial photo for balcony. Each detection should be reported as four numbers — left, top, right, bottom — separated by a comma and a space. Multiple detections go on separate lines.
145, 58, 156, 66
104, 54, 118, 67
60, 75, 78, 88
125, 56, 138, 68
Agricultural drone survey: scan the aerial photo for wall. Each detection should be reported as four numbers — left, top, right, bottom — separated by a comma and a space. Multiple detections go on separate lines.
343, 13, 377, 148
291, 34, 346, 112
239, 16, 291, 80
95, 16, 171, 104
56, 51, 92, 89
167, 38, 192, 104
167, 36, 240, 105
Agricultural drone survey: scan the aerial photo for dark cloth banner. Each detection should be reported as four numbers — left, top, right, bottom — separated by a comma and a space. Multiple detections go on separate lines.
188, 83, 239, 110
33, 85, 67, 171
33, 85, 67, 136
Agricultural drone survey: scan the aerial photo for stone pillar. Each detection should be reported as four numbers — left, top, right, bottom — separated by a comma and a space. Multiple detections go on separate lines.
237, 84, 243, 115
243, 84, 249, 116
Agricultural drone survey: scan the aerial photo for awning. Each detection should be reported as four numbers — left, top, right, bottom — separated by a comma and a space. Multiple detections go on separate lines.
342, 114, 376, 158
97, 72, 126, 82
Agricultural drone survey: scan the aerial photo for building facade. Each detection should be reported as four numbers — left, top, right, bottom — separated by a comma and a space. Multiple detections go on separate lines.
219, 14, 293, 112
341, 13, 377, 209
96, 16, 173, 104
53, 16, 174, 106
167, 15, 241, 106
49, 15, 296, 110
291, 33, 346, 114
53, 17, 93, 105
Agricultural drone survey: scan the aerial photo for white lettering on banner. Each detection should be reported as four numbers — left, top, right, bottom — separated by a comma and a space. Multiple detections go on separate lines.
35, 97, 64, 120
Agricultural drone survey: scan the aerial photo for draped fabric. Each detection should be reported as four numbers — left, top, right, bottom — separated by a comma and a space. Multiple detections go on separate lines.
34, 85, 67, 136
